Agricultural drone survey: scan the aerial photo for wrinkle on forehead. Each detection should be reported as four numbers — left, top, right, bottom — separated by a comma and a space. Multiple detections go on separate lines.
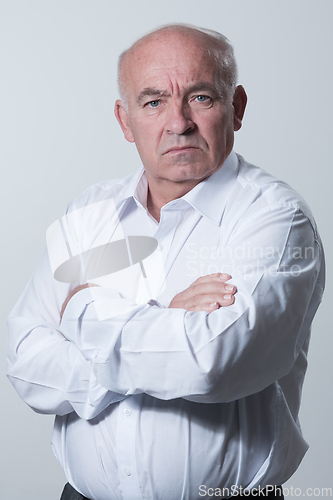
120, 29, 219, 102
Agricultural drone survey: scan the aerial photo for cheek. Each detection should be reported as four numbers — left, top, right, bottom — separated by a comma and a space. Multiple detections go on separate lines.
129, 122, 160, 163
200, 116, 234, 160
130, 116, 157, 141
204, 119, 229, 146
134, 125, 166, 161
210, 113, 233, 139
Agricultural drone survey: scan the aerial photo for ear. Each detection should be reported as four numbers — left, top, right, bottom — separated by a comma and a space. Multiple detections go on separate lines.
233, 85, 247, 131
114, 100, 135, 143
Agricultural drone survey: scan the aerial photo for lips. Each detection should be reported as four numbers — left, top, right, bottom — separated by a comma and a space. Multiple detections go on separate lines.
164, 146, 200, 155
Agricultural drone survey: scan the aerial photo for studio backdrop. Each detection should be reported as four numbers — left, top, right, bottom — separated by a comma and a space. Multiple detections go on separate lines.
0, 1, 331, 499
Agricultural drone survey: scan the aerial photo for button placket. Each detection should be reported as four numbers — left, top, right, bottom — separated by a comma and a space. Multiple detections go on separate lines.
116, 396, 143, 499
154, 209, 182, 280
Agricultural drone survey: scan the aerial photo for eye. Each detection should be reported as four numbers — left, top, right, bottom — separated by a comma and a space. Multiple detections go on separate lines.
147, 100, 160, 108
195, 95, 210, 102
190, 94, 213, 108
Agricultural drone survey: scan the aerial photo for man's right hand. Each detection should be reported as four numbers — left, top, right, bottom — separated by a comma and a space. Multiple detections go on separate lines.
60, 283, 100, 324
168, 273, 236, 313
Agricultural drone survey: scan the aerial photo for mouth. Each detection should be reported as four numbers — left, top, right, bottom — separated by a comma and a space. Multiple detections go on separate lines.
164, 146, 200, 155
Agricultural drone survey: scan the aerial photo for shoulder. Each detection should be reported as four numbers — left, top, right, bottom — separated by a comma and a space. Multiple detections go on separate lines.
64, 168, 142, 214
231, 154, 318, 234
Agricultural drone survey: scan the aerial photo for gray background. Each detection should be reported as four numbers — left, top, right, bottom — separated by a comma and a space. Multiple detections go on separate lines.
0, 0, 332, 498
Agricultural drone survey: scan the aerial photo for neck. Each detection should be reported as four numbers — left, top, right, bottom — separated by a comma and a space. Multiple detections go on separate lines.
146, 177, 200, 222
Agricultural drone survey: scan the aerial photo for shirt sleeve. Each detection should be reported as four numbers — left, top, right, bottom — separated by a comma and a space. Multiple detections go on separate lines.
6, 251, 127, 419
59, 206, 325, 403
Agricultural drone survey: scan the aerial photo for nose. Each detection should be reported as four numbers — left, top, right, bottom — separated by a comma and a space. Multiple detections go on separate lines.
165, 101, 195, 135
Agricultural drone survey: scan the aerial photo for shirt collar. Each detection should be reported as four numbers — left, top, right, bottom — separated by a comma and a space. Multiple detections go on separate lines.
182, 150, 239, 225
112, 168, 147, 211
113, 150, 239, 225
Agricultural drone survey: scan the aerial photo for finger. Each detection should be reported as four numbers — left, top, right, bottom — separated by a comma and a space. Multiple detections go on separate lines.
170, 282, 237, 308
60, 283, 100, 323
192, 273, 232, 285
201, 292, 236, 308
179, 300, 220, 313
224, 283, 237, 294
184, 293, 235, 313
189, 281, 237, 299
182, 291, 236, 311
217, 293, 236, 307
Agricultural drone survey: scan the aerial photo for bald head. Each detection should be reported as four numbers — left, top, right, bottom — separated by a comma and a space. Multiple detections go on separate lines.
118, 23, 238, 107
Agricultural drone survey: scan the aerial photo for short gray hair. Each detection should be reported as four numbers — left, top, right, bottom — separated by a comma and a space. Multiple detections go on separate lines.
118, 23, 238, 106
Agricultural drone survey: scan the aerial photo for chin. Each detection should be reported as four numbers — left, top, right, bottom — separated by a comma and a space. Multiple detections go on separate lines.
173, 165, 214, 183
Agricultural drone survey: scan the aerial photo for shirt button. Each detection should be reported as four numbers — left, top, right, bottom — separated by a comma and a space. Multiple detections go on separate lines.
124, 467, 131, 476
124, 408, 131, 416
158, 244, 163, 251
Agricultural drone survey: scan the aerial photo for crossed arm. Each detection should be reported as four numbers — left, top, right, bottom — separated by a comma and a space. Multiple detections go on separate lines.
7, 205, 323, 417
59, 273, 237, 322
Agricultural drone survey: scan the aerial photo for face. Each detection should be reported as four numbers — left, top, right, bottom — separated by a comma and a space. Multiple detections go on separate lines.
115, 31, 246, 197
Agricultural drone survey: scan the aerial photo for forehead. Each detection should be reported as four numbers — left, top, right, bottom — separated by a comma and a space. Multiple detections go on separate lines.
122, 32, 218, 97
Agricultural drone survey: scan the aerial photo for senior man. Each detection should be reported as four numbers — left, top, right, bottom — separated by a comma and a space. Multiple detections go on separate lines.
7, 23, 324, 500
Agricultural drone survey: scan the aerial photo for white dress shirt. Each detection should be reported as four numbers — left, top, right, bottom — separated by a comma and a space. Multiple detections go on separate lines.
7, 151, 325, 500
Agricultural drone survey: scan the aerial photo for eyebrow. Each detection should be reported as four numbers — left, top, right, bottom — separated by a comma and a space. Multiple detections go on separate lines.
186, 82, 220, 95
135, 82, 220, 104
136, 88, 169, 104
